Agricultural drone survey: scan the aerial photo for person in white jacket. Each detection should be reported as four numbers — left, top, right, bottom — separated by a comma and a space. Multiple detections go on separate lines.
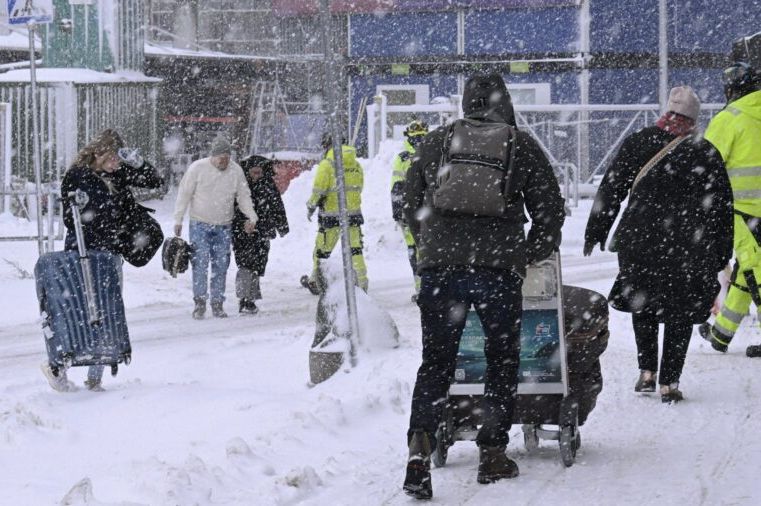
174, 136, 257, 319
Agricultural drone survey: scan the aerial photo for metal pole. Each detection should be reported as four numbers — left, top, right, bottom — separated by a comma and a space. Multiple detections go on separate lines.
29, 22, 44, 255
658, 0, 669, 113
320, 0, 360, 366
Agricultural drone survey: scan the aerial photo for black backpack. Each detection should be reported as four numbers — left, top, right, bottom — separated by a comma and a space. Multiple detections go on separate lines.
433, 119, 516, 217
162, 237, 193, 278
117, 203, 165, 267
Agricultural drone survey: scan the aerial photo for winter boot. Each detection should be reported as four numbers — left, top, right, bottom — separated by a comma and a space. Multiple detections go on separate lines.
192, 298, 206, 320
239, 298, 259, 315
84, 379, 105, 392
698, 322, 728, 353
747, 344, 761, 357
300, 275, 321, 296
211, 301, 228, 318
634, 370, 657, 393
403, 431, 433, 500
477, 446, 520, 484
660, 383, 684, 404
40, 363, 76, 392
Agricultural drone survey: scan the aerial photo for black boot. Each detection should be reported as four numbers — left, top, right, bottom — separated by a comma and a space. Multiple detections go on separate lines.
192, 297, 206, 320
698, 322, 728, 353
403, 431, 433, 500
211, 301, 228, 318
477, 446, 519, 484
747, 344, 761, 357
239, 298, 259, 315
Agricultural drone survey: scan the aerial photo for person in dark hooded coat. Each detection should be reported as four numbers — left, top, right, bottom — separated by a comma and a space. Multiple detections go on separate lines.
232, 155, 289, 314
584, 86, 733, 403
401, 74, 565, 499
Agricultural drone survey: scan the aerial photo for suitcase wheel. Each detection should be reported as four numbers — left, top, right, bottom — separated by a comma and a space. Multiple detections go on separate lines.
559, 425, 578, 467
432, 424, 449, 468
110, 364, 118, 377
522, 424, 540, 452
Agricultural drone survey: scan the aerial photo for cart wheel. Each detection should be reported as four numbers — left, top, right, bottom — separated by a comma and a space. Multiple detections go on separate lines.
110, 364, 118, 377
559, 425, 577, 467
573, 430, 581, 452
124, 353, 132, 365
62, 356, 73, 369
522, 424, 540, 452
431, 425, 449, 468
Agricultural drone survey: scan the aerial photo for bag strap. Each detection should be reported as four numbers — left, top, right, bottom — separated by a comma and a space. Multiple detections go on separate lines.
631, 135, 688, 191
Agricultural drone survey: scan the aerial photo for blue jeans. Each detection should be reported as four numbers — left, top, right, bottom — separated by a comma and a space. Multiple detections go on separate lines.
408, 267, 523, 447
190, 220, 232, 303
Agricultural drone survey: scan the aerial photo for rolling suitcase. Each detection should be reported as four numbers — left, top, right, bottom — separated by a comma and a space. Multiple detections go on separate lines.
34, 190, 131, 377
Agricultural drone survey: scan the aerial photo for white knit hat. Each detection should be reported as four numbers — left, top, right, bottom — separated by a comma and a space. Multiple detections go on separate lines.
667, 86, 701, 121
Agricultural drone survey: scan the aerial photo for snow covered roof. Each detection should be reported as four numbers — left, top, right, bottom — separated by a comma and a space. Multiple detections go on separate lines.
0, 68, 161, 84
144, 42, 278, 62
0, 27, 40, 51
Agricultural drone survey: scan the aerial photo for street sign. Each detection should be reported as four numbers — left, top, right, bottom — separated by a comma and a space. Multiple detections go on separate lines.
7, 0, 54, 25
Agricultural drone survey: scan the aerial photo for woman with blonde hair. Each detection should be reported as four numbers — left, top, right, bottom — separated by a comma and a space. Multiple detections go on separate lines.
41, 129, 164, 392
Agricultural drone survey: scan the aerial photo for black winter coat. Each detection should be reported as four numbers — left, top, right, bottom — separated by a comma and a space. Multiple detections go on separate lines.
404, 75, 565, 278
62, 161, 164, 256
232, 160, 289, 272
585, 126, 733, 322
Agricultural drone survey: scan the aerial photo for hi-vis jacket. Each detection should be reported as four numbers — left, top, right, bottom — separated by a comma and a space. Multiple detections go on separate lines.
390, 139, 416, 222
705, 90, 761, 217
307, 145, 364, 227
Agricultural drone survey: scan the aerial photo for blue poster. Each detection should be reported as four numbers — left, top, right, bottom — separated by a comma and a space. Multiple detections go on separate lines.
454, 309, 562, 384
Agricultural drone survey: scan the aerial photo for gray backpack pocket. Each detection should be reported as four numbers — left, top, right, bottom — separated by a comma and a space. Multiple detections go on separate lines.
433, 119, 515, 217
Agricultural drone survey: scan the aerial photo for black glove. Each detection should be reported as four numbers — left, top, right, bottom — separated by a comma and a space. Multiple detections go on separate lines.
583, 239, 605, 257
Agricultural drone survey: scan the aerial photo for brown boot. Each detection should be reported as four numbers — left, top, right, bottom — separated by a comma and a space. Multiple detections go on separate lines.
403, 431, 433, 500
477, 446, 519, 484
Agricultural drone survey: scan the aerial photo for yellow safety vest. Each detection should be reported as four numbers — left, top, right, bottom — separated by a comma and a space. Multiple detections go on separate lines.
307, 145, 364, 218
705, 90, 761, 216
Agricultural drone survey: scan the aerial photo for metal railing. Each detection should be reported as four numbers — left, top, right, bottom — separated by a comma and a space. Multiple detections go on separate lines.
0, 184, 63, 250
366, 98, 727, 206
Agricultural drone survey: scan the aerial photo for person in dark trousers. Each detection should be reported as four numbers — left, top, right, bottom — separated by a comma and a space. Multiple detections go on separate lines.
584, 86, 733, 403
43, 129, 164, 392
232, 155, 289, 315
402, 74, 565, 499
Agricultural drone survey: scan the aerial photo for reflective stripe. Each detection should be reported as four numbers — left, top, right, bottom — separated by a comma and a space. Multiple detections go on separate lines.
728, 166, 761, 177
720, 306, 746, 324
392, 170, 406, 178
322, 185, 363, 194
713, 321, 736, 339
319, 211, 362, 217
733, 190, 761, 200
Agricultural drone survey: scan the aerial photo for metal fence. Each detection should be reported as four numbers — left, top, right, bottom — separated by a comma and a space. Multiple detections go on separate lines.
0, 82, 159, 184
366, 97, 727, 206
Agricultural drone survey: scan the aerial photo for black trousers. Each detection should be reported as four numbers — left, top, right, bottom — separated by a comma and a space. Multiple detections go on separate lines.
408, 267, 522, 447
632, 313, 692, 386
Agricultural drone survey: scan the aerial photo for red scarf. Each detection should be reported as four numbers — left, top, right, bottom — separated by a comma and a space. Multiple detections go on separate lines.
656, 112, 695, 136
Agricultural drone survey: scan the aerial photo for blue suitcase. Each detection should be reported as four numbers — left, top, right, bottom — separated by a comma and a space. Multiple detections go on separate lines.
34, 250, 131, 376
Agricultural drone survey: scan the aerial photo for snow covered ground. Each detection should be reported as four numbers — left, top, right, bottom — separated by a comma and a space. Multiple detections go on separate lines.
1, 141, 760, 505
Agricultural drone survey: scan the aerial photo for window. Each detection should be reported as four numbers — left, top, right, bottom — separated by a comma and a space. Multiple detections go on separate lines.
376, 85, 430, 105
506, 83, 551, 105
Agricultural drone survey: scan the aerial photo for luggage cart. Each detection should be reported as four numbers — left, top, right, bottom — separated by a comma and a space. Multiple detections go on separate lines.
432, 253, 606, 468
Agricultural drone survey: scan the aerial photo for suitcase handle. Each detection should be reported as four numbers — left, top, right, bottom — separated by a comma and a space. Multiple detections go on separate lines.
67, 190, 102, 326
